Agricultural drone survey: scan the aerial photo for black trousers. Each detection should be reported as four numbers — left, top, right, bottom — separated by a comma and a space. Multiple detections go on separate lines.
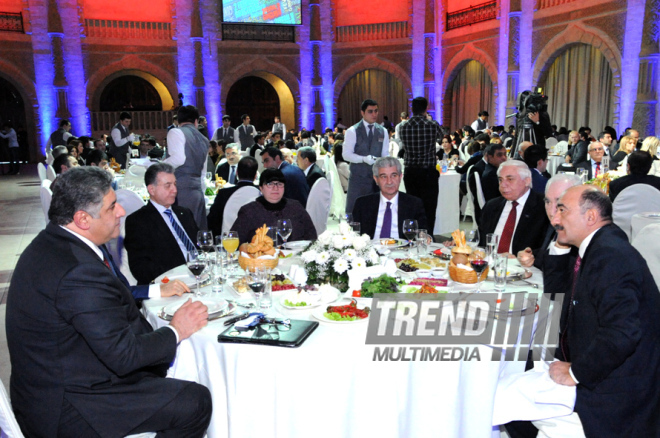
58, 381, 212, 438
403, 167, 439, 233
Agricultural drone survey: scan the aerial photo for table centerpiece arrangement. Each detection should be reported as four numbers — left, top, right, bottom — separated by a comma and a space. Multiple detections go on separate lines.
300, 222, 380, 291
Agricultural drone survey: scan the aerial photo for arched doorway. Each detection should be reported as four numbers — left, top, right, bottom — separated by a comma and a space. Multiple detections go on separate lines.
337, 69, 408, 126
225, 77, 280, 131
540, 43, 613, 132
100, 76, 162, 111
0, 76, 28, 162
446, 60, 494, 130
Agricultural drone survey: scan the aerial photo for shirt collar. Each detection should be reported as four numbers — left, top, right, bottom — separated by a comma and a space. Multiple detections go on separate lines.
59, 226, 103, 260
511, 188, 531, 206
578, 227, 602, 258
380, 192, 399, 205
150, 200, 171, 214
362, 120, 375, 130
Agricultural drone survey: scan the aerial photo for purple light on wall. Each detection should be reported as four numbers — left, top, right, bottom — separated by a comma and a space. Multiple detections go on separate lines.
174, 0, 195, 107
496, 0, 511, 125
518, 0, 533, 92
33, 53, 57, 155
618, 0, 645, 134
320, 42, 334, 129
298, 4, 312, 130
410, 0, 425, 97
199, 0, 221, 130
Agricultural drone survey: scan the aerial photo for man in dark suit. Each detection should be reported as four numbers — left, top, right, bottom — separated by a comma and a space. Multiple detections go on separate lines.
207, 156, 258, 237
235, 114, 256, 151
565, 131, 589, 164
352, 156, 428, 239
574, 141, 606, 180
523, 144, 549, 194
261, 147, 309, 206
125, 163, 200, 285
197, 116, 209, 139
211, 115, 235, 144
296, 146, 326, 189
249, 133, 266, 157
478, 160, 549, 255
545, 186, 660, 437
480, 143, 508, 202
6, 167, 211, 437
609, 150, 660, 202
216, 143, 240, 183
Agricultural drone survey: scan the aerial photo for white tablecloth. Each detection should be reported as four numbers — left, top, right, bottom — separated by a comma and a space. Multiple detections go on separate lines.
547, 155, 565, 177
143, 254, 547, 438
434, 170, 461, 235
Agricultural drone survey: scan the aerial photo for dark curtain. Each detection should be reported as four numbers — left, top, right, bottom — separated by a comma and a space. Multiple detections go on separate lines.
449, 60, 494, 131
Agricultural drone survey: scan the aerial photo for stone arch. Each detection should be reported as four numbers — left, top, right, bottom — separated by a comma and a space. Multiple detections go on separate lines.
333, 55, 413, 105
442, 43, 499, 125
0, 59, 39, 159
221, 58, 300, 128
87, 55, 177, 111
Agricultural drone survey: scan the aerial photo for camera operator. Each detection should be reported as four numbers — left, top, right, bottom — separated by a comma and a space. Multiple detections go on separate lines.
509, 90, 553, 159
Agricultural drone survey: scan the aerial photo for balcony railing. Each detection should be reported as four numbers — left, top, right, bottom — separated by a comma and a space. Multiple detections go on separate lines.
222, 24, 295, 42
91, 111, 175, 138
0, 12, 23, 33
446, 2, 497, 31
84, 19, 172, 40
538, 0, 578, 8
336, 21, 408, 43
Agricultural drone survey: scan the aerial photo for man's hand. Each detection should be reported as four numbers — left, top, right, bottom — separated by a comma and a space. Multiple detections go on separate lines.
363, 155, 376, 165
170, 299, 208, 340
517, 247, 535, 268
528, 112, 540, 123
160, 279, 190, 297
565, 155, 572, 163
549, 361, 577, 386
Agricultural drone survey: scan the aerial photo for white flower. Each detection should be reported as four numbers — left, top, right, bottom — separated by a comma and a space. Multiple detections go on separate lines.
301, 250, 318, 263
318, 230, 333, 246
339, 221, 352, 236
343, 248, 356, 260
368, 249, 379, 264
316, 251, 330, 265
361, 233, 371, 243
333, 258, 349, 274
333, 235, 351, 249
353, 237, 367, 250
352, 257, 367, 269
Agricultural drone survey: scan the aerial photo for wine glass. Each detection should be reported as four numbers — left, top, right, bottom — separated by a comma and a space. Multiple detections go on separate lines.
470, 257, 488, 293
277, 219, 292, 248
247, 267, 269, 309
222, 231, 240, 275
197, 230, 214, 253
466, 229, 480, 248
205, 172, 213, 186
342, 213, 353, 224
403, 219, 418, 258
186, 249, 207, 297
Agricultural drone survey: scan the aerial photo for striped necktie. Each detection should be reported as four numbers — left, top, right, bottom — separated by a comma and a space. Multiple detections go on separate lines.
164, 209, 196, 252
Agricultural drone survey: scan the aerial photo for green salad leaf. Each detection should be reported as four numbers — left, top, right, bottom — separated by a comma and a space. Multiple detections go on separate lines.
360, 274, 404, 298
284, 299, 308, 307
205, 187, 216, 196
324, 312, 358, 321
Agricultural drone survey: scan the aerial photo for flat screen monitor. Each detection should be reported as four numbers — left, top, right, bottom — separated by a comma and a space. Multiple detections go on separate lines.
222, 0, 302, 25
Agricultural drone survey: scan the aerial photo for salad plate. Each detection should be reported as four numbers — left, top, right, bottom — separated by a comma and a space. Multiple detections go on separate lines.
161, 297, 228, 318
311, 299, 370, 324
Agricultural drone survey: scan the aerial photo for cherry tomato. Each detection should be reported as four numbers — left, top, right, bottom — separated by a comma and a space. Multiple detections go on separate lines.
352, 290, 362, 297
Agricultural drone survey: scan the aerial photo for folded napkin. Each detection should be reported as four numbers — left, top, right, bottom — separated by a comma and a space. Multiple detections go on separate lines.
492, 360, 579, 433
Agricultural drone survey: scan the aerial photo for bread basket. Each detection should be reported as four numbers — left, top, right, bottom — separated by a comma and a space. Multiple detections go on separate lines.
448, 261, 489, 284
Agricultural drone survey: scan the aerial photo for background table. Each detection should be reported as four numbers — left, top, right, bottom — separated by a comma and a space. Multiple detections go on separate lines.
143, 252, 545, 438
547, 155, 565, 177
434, 170, 461, 235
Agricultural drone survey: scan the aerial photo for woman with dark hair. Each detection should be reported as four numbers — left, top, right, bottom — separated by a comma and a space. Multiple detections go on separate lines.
332, 138, 349, 192
436, 135, 460, 161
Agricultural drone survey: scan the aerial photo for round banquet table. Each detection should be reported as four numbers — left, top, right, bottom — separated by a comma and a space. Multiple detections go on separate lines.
434, 170, 461, 235
142, 250, 548, 438
547, 155, 565, 177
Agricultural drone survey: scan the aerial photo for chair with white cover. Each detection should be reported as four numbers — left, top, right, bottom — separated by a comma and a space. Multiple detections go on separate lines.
306, 177, 332, 235
255, 152, 264, 174
37, 163, 47, 182
325, 155, 346, 219
40, 180, 52, 223
631, 223, 660, 289
108, 189, 146, 275
222, 186, 261, 233
465, 165, 485, 227
116, 189, 147, 219
545, 137, 558, 150
463, 165, 475, 222
613, 185, 660, 241
124, 165, 147, 189
553, 140, 568, 155
46, 150, 54, 166
46, 165, 56, 182
0, 377, 25, 438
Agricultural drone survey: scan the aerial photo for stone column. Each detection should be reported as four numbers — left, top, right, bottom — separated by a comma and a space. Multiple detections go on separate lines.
433, 0, 446, 124
174, 0, 195, 107
423, 0, 435, 118
507, 0, 521, 118
298, 0, 312, 129
517, 0, 534, 92
496, 0, 511, 125
632, 0, 658, 137
410, 0, 425, 98
199, 0, 221, 131
318, 0, 334, 130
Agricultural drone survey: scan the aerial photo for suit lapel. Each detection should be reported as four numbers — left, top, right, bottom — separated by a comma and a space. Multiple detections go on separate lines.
512, 192, 535, 249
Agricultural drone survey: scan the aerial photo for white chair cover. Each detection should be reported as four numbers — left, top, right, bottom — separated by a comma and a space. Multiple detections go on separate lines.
613, 185, 660, 241
459, 142, 470, 162
389, 140, 400, 158
463, 165, 476, 223
553, 140, 568, 156
632, 223, 660, 290
124, 165, 147, 189
545, 137, 558, 149
41, 179, 51, 190
46, 165, 56, 182
325, 156, 346, 219
222, 186, 261, 233
0, 376, 24, 438
119, 222, 138, 286
40, 181, 52, 223
466, 165, 485, 229
107, 190, 146, 271
631, 212, 660, 241
37, 162, 47, 182
116, 189, 147, 220
255, 153, 264, 174
306, 177, 332, 235
46, 150, 54, 166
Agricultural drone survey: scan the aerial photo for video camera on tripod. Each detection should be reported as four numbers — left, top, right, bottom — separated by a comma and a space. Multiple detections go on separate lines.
508, 88, 551, 156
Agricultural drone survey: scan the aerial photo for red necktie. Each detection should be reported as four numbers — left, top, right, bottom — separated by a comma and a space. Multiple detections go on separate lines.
595, 162, 601, 177
561, 256, 582, 361
103, 258, 111, 269
497, 201, 518, 253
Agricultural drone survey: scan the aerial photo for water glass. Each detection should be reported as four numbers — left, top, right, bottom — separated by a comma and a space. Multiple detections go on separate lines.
486, 233, 499, 262
416, 229, 430, 257
349, 222, 361, 234
493, 255, 508, 291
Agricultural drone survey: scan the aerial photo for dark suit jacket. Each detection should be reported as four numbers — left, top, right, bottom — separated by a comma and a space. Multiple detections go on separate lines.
216, 161, 238, 183
6, 223, 184, 437
352, 192, 428, 239
124, 202, 199, 284
532, 226, 556, 271
478, 190, 549, 254
609, 173, 660, 202
530, 168, 548, 193
480, 163, 500, 202
567, 140, 588, 164
306, 162, 326, 189
544, 225, 660, 437
574, 159, 607, 181
207, 180, 256, 237
198, 125, 209, 139
279, 161, 309, 207
249, 143, 264, 157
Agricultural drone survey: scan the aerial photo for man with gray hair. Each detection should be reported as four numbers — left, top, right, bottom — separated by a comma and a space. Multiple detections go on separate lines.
478, 160, 549, 255
6, 166, 212, 437
296, 146, 326, 189
517, 173, 582, 270
352, 156, 427, 239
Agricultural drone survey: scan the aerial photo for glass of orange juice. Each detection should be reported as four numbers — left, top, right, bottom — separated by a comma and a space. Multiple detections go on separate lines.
222, 231, 240, 275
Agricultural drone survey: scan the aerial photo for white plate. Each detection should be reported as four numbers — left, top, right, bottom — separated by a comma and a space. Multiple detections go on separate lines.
373, 238, 409, 250
400, 285, 450, 294
154, 265, 210, 287
311, 300, 370, 324
283, 241, 311, 250
280, 286, 340, 309
162, 297, 228, 317
487, 265, 525, 279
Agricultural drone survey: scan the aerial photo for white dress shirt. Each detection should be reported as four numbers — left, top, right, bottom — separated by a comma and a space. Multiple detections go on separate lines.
151, 200, 191, 260
343, 120, 390, 164
373, 193, 400, 239
493, 189, 531, 253
110, 127, 134, 147
164, 125, 206, 183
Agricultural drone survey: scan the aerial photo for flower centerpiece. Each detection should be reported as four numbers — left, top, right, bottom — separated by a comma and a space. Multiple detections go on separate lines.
300, 222, 380, 291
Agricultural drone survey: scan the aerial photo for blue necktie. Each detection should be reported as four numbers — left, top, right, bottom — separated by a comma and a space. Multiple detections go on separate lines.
368, 124, 374, 144
229, 165, 236, 184
380, 202, 392, 238
164, 209, 196, 252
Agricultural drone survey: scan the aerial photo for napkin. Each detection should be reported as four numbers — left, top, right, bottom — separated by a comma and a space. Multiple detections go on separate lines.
492, 360, 580, 436
347, 265, 389, 292
288, 264, 308, 285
